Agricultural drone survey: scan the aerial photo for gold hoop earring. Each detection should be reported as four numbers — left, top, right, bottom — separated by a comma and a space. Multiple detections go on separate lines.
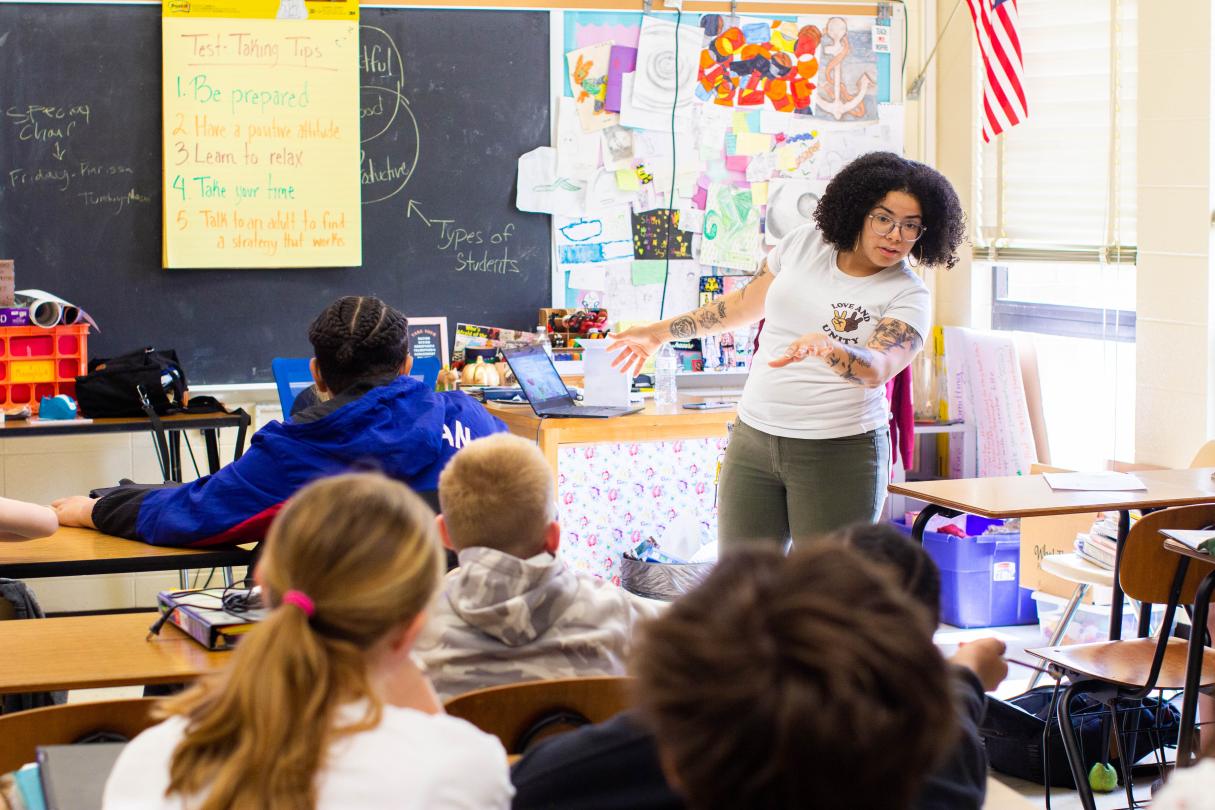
907, 246, 922, 268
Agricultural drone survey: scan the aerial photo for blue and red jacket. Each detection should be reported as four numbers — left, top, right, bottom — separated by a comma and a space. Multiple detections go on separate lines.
92, 375, 507, 547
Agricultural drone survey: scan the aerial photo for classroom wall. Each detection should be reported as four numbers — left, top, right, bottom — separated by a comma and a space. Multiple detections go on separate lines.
930, 1, 1215, 466
1133, 2, 1215, 467
928, 0, 986, 332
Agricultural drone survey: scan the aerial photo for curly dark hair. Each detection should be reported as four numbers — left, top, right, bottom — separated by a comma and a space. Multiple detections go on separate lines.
307, 296, 408, 394
813, 151, 966, 269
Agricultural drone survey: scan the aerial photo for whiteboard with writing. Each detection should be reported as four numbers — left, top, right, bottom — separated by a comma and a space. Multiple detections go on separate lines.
943, 326, 1037, 477
161, 17, 361, 267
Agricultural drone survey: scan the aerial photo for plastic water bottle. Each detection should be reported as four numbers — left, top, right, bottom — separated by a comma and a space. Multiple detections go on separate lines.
654, 343, 678, 407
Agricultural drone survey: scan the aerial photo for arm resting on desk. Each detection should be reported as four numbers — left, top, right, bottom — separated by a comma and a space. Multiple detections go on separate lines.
0, 496, 60, 539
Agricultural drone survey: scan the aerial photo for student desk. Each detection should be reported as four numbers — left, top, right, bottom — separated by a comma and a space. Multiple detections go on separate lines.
889, 468, 1215, 639
0, 410, 250, 483
0, 526, 254, 586
0, 612, 227, 694
485, 398, 735, 584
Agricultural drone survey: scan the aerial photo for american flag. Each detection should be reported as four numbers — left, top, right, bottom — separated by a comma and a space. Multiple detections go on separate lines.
965, 0, 1027, 142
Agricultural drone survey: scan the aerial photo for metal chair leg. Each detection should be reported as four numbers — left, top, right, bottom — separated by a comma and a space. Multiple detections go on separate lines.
1107, 701, 1138, 809
1057, 680, 1099, 810
1178, 570, 1215, 766
1031, 583, 1090, 690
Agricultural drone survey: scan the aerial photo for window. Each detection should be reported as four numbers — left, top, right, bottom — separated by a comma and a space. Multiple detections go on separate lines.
975, 0, 1137, 469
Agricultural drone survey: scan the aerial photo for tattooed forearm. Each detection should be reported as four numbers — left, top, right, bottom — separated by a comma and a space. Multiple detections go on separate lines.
669, 316, 697, 340
824, 345, 876, 386
677, 299, 734, 337
868, 318, 923, 354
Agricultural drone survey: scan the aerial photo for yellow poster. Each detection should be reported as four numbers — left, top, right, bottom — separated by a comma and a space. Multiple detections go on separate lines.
162, 14, 360, 268
164, 0, 356, 22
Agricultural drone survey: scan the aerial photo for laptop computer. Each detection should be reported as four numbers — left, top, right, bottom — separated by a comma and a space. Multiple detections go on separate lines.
503, 345, 642, 418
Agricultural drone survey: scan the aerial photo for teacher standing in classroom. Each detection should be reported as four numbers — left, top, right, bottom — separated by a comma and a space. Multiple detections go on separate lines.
609, 152, 965, 548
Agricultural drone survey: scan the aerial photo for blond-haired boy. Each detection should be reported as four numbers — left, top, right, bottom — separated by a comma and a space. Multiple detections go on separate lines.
415, 433, 658, 700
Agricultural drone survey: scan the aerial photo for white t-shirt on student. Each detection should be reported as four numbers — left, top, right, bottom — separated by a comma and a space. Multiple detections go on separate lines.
738, 224, 931, 440
102, 704, 514, 809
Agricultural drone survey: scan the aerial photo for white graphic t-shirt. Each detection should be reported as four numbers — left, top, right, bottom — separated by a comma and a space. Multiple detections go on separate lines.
737, 224, 931, 440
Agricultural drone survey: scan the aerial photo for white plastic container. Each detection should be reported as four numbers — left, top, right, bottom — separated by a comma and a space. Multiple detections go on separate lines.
1032, 590, 1175, 646
578, 340, 630, 408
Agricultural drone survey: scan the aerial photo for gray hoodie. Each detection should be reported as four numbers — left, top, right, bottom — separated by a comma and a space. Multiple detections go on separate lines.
415, 547, 660, 701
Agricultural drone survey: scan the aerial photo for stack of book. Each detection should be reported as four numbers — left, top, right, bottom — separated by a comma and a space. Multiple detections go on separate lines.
1074, 512, 1128, 570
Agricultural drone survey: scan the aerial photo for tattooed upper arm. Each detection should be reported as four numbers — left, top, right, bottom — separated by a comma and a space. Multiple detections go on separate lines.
866, 318, 923, 355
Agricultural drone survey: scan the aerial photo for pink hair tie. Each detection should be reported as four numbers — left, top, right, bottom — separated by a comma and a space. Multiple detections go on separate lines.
281, 589, 315, 618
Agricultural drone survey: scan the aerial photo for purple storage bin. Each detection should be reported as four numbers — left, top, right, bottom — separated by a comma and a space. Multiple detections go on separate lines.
893, 517, 1038, 629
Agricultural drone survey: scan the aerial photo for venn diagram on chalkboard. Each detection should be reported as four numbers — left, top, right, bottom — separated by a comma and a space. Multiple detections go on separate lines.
359, 25, 419, 206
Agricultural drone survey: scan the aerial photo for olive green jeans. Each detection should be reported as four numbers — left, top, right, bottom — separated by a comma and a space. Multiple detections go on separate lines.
717, 419, 890, 550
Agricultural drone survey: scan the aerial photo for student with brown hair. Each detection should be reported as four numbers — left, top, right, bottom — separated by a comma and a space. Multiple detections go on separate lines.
414, 432, 657, 700
632, 544, 955, 810
511, 527, 1002, 810
102, 473, 513, 809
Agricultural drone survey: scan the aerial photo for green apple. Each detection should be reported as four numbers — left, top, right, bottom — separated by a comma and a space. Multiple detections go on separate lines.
1088, 762, 1118, 793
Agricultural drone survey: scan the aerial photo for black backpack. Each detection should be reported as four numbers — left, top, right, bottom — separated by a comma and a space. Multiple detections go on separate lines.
75, 348, 187, 418
980, 685, 1180, 789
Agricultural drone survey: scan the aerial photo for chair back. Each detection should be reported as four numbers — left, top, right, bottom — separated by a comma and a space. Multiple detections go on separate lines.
1119, 504, 1215, 606
271, 357, 314, 415
443, 676, 634, 754
0, 698, 161, 774
1190, 440, 1215, 468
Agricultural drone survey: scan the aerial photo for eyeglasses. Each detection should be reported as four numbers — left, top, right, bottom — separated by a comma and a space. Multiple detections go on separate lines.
868, 212, 926, 242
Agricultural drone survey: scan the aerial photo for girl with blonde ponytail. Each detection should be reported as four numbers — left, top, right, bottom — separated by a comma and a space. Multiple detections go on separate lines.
103, 473, 513, 809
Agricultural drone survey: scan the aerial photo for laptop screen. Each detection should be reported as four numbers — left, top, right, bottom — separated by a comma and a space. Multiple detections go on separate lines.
504, 346, 574, 408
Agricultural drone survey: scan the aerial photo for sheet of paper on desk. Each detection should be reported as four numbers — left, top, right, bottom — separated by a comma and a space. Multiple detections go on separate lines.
1042, 472, 1147, 491
1159, 529, 1215, 552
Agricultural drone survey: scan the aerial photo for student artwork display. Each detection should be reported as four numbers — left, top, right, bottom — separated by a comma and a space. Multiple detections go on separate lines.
523, 9, 904, 328
631, 209, 693, 260
566, 43, 618, 133
620, 17, 703, 132
700, 183, 759, 271
161, 3, 361, 268
815, 16, 879, 123
697, 16, 820, 113
764, 177, 826, 244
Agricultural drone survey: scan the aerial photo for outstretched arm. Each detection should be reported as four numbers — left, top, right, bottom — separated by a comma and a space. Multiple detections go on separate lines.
607, 263, 775, 378
768, 316, 923, 388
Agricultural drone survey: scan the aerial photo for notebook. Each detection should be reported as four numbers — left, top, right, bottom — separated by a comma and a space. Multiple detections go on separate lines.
38, 743, 126, 810
502, 345, 641, 418
1159, 529, 1215, 553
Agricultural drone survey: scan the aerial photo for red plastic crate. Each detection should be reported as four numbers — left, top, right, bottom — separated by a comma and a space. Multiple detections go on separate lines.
0, 324, 89, 414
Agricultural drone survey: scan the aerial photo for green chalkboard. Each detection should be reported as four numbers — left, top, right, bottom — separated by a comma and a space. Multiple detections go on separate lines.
0, 4, 551, 384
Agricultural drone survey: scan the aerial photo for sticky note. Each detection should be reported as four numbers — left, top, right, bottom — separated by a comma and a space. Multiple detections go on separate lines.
751, 182, 769, 206
777, 144, 800, 172
732, 112, 751, 133
725, 154, 750, 174
631, 260, 668, 286
736, 132, 772, 156
616, 169, 641, 191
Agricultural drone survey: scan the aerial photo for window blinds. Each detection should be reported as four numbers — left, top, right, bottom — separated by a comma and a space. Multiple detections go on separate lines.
976, 0, 1137, 263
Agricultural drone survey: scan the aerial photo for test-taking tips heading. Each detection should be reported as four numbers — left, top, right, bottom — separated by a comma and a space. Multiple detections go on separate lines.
161, 4, 361, 268
163, 0, 357, 22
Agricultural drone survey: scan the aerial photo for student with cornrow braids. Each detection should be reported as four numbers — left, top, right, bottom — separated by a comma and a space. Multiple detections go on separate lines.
52, 296, 507, 547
